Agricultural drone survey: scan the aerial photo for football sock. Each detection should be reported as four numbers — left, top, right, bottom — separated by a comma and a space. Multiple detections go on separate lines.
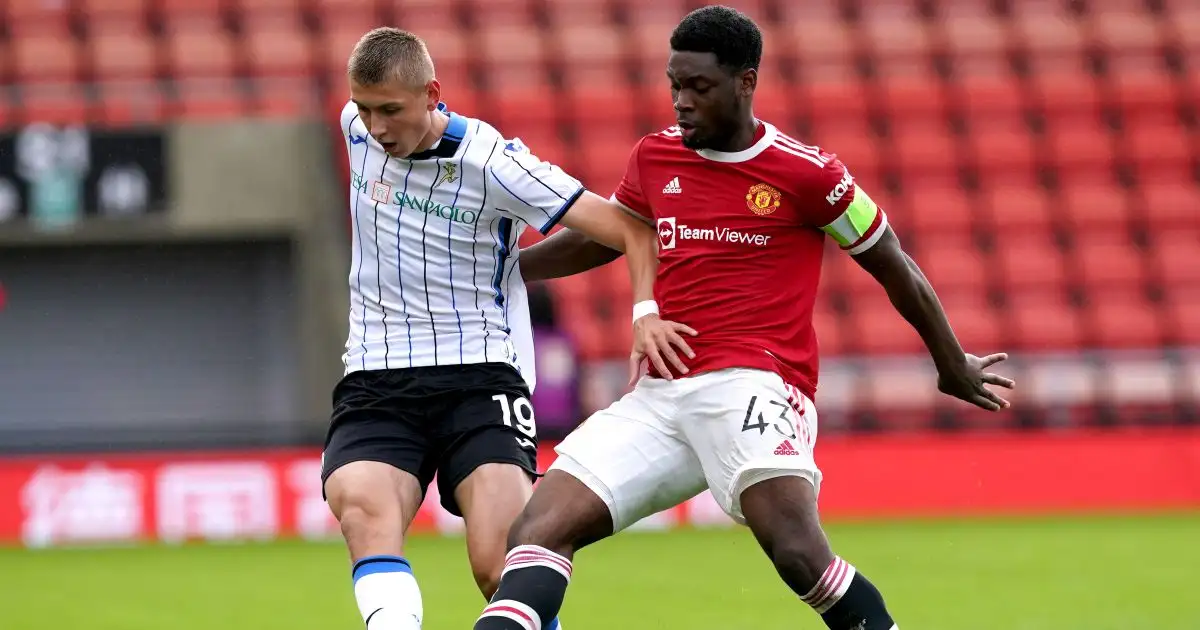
352, 555, 423, 630
474, 545, 572, 630
801, 556, 897, 630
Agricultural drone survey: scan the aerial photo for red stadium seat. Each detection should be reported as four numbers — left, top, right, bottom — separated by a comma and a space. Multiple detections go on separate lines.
388, 0, 463, 30
806, 117, 877, 169
913, 241, 990, 293
5, 0, 72, 31
14, 84, 91, 125
421, 27, 473, 96
252, 79, 319, 118
861, 12, 933, 63
469, 0, 539, 28
1087, 10, 1164, 56
1005, 290, 1086, 351
95, 81, 167, 125
784, 18, 858, 69
1045, 118, 1115, 172
821, 245, 882, 296
1085, 289, 1164, 349
1058, 179, 1133, 236
554, 24, 631, 75
1136, 179, 1200, 230
1163, 288, 1200, 346
953, 75, 1026, 119
848, 290, 926, 356
875, 70, 950, 118
242, 15, 316, 79
477, 25, 550, 87
318, 17, 381, 76
1106, 63, 1182, 118
967, 114, 1038, 175
80, 0, 150, 22
544, 0, 611, 28
812, 301, 847, 357
900, 178, 976, 237
229, 0, 305, 19
1148, 231, 1200, 290
1072, 232, 1150, 292
89, 21, 159, 82
802, 81, 873, 126
163, 20, 239, 80
993, 232, 1068, 292
157, 0, 226, 20
11, 32, 82, 84
938, 290, 1005, 354
941, 16, 1011, 61
1124, 117, 1193, 170
1027, 72, 1103, 120
1010, 7, 1086, 58
982, 181, 1054, 236
888, 118, 961, 177
171, 80, 251, 120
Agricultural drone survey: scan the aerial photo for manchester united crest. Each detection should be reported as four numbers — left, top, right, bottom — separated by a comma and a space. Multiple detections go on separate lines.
746, 183, 782, 216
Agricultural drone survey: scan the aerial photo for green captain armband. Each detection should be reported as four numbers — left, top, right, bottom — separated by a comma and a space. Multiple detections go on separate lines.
820, 187, 888, 255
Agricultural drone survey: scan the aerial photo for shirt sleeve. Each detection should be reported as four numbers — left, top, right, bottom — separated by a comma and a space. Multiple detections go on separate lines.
800, 156, 888, 255
611, 138, 652, 220
488, 137, 587, 235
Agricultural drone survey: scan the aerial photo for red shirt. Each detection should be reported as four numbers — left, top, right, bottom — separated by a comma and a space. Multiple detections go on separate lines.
614, 122, 888, 400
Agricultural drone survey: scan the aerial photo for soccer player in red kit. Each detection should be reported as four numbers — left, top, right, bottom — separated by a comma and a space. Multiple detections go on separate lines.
473, 6, 1015, 630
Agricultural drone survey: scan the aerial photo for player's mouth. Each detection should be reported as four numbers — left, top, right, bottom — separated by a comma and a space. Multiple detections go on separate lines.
380, 141, 399, 154
677, 121, 698, 141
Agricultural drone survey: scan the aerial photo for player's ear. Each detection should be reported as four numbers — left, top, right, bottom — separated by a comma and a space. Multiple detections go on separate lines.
739, 68, 757, 97
425, 79, 442, 111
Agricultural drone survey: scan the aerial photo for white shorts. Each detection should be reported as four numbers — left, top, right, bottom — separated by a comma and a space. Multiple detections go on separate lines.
550, 368, 821, 532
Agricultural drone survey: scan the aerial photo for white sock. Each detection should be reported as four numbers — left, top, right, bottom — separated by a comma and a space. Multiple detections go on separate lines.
352, 555, 423, 629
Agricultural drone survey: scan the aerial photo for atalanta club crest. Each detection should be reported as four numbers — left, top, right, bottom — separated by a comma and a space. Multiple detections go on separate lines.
746, 183, 782, 216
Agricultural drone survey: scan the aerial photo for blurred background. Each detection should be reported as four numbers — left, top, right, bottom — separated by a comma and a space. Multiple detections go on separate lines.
0, 0, 1197, 628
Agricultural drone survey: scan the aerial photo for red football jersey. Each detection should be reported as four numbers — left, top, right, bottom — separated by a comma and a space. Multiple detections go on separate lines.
613, 122, 888, 400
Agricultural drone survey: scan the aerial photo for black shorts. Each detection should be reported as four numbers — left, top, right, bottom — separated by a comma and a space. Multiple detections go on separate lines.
320, 362, 540, 516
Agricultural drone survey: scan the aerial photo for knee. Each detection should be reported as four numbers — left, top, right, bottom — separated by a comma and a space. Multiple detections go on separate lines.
327, 481, 402, 548
767, 535, 834, 593
472, 562, 503, 599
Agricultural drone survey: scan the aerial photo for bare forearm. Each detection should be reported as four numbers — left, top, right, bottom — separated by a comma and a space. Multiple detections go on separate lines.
521, 228, 623, 282
879, 253, 965, 370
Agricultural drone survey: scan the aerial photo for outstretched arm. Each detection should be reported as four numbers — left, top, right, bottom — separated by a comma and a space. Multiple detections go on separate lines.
851, 226, 1014, 411
520, 228, 624, 282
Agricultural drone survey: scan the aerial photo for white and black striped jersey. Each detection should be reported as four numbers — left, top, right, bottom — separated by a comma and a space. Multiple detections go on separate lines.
340, 101, 585, 391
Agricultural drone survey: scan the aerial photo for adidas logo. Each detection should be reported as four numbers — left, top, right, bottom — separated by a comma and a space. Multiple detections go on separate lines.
774, 439, 800, 456
662, 177, 682, 194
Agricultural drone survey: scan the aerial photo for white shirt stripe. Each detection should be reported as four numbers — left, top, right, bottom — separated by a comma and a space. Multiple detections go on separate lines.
339, 101, 584, 391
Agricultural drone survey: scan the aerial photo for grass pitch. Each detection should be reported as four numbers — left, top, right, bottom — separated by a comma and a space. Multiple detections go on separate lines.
1, 513, 1195, 630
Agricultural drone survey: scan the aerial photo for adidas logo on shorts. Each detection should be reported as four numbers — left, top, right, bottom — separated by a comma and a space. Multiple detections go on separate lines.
774, 439, 800, 456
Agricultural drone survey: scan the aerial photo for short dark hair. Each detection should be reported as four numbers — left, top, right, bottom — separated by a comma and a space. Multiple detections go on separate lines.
669, 5, 762, 72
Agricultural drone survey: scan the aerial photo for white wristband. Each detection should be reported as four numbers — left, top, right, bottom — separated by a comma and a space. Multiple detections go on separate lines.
632, 300, 659, 323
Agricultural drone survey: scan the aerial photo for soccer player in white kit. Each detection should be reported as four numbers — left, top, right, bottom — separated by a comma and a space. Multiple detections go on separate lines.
320, 28, 696, 630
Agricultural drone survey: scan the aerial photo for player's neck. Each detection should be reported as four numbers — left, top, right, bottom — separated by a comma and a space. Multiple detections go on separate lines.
413, 109, 451, 154
712, 118, 762, 153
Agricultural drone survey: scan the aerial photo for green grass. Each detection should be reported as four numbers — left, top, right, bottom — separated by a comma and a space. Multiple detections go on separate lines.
2, 513, 1196, 630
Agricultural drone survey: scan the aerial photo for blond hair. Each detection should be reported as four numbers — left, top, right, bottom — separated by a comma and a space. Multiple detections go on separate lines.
348, 27, 435, 88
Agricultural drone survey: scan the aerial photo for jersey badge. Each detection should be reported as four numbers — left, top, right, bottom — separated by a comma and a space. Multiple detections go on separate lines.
370, 181, 392, 204
438, 163, 459, 186
746, 183, 782, 216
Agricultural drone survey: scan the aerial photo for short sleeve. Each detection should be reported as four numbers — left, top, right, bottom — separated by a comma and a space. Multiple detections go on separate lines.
800, 156, 888, 255
488, 137, 586, 235
611, 138, 652, 219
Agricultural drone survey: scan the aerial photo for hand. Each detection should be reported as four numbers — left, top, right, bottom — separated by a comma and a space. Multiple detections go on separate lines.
937, 352, 1016, 411
629, 314, 698, 386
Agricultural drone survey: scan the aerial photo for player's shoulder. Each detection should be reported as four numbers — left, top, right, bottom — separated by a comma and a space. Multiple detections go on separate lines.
339, 99, 359, 128
637, 125, 687, 151
762, 124, 839, 173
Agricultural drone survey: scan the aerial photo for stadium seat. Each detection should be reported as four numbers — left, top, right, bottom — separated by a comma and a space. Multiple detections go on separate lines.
252, 79, 319, 118
953, 75, 1027, 119
981, 181, 1054, 236
171, 80, 252, 120
848, 289, 926, 356
543, 0, 611, 28
806, 117, 877, 173
95, 81, 168, 125
1058, 179, 1133, 236
937, 291, 1005, 358
861, 10, 933, 63
1163, 288, 1200, 346
812, 299, 846, 357
4, 0, 72, 31
229, 0, 305, 19
801, 81, 873, 128
157, 0, 226, 21
1027, 72, 1103, 120
242, 15, 316, 79
1148, 231, 1200, 291
1087, 10, 1164, 56
992, 232, 1069, 292
1123, 116, 1193, 170
163, 19, 240, 80
1044, 117, 1115, 172
319, 17, 382, 76
468, 0, 539, 29
887, 118, 961, 178
941, 15, 1011, 62
1085, 289, 1165, 349
80, 0, 150, 22
1135, 179, 1200, 230
900, 178, 976, 238
477, 25, 550, 88
10, 32, 82, 84
388, 0, 463, 30
1010, 5, 1086, 57
913, 241, 990, 293
1105, 61, 1181, 118
14, 84, 92, 125
1005, 290, 1086, 351
821, 245, 881, 297
967, 114, 1038, 175
89, 20, 160, 82
784, 18, 858, 70
1072, 232, 1149, 292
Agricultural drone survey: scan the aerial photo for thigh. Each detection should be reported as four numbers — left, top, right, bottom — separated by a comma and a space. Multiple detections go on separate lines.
550, 380, 707, 533
321, 370, 438, 501
679, 369, 822, 525
432, 363, 541, 516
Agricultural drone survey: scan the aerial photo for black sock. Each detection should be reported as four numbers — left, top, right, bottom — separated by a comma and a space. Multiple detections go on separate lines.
801, 557, 896, 630
474, 545, 572, 630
